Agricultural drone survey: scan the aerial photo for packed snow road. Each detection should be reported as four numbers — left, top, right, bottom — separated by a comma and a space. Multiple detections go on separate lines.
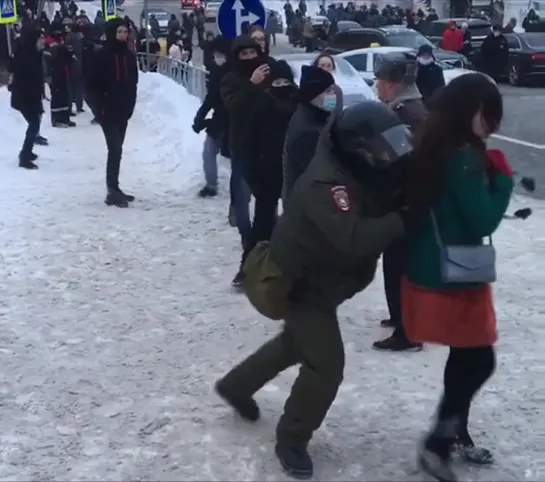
0, 73, 543, 481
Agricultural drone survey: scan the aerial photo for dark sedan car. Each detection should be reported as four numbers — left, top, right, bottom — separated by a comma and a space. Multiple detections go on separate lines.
324, 26, 470, 68
504, 32, 545, 85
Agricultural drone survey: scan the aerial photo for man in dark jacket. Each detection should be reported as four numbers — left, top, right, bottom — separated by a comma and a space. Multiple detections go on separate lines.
10, 29, 45, 169
480, 24, 508, 81
87, 17, 138, 208
372, 53, 426, 352
415, 44, 445, 105
216, 101, 412, 478
220, 35, 273, 286
282, 64, 335, 205
192, 36, 231, 197
65, 24, 85, 113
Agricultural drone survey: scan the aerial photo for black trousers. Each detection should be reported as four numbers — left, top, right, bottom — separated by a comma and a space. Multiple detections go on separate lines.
382, 238, 408, 339
241, 193, 278, 264
20, 110, 41, 156
100, 119, 128, 190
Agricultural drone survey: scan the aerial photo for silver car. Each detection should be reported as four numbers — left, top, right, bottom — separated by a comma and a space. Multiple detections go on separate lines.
275, 53, 378, 107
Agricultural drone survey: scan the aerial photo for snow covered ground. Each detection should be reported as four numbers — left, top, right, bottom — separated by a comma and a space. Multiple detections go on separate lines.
0, 73, 543, 481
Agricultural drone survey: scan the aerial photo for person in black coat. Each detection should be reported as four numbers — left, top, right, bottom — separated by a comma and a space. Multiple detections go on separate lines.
192, 36, 231, 197
220, 35, 273, 286
242, 60, 298, 261
282, 64, 335, 205
87, 17, 138, 208
9, 29, 45, 169
415, 44, 445, 105
480, 25, 509, 81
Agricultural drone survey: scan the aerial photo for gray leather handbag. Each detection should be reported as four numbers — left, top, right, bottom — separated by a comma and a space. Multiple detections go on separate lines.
430, 212, 497, 284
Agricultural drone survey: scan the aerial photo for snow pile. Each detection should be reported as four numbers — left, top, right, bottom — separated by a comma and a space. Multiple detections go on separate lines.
0, 72, 543, 481
44, 0, 104, 21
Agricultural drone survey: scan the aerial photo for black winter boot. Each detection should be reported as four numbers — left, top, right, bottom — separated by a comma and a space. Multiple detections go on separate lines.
105, 188, 129, 208
214, 379, 260, 422
275, 443, 313, 479
19, 151, 38, 170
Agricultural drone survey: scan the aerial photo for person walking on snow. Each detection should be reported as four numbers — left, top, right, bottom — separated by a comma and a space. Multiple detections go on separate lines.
87, 17, 138, 208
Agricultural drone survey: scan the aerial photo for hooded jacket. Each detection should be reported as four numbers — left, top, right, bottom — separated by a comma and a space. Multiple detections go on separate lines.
10, 30, 44, 116
220, 35, 274, 160
86, 18, 138, 122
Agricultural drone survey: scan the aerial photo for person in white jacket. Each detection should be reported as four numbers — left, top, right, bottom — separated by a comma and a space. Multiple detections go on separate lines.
169, 39, 190, 83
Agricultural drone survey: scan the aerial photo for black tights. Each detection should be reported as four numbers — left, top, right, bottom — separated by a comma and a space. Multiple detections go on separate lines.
430, 346, 495, 456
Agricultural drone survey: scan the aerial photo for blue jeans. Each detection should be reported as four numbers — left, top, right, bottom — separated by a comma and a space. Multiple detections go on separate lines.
230, 157, 251, 249
202, 134, 218, 188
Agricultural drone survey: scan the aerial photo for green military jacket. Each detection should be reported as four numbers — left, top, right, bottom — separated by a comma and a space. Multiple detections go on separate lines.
407, 148, 514, 290
269, 133, 405, 306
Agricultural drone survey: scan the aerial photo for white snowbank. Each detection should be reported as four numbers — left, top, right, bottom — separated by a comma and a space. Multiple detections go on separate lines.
44, 0, 104, 21
0, 73, 542, 481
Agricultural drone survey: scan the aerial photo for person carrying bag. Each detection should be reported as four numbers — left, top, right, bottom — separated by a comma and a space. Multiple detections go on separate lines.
400, 74, 514, 482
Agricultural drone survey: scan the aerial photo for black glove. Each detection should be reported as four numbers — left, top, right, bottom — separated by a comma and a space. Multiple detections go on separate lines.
513, 207, 532, 220
192, 118, 206, 134
520, 177, 536, 192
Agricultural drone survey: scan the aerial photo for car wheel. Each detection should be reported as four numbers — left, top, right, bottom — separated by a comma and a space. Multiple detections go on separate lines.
509, 64, 521, 86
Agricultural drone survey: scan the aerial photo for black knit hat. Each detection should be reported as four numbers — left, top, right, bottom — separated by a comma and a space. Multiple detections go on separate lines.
299, 65, 335, 102
270, 60, 295, 83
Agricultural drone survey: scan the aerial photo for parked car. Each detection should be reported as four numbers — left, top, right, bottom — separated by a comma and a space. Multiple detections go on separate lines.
181, 0, 201, 10
204, 0, 221, 21
423, 18, 492, 51
337, 46, 495, 87
275, 53, 378, 105
505, 32, 545, 85
140, 8, 171, 36
324, 26, 470, 68
336, 20, 362, 32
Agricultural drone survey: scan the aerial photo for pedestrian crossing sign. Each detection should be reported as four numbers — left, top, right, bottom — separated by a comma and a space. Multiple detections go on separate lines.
0, 0, 17, 24
102, 0, 117, 21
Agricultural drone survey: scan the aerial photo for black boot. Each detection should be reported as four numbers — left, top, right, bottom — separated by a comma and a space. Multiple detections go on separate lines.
19, 151, 38, 170
418, 418, 459, 482
372, 333, 423, 352
380, 318, 395, 328
198, 185, 217, 198
118, 189, 135, 202
214, 379, 260, 422
105, 188, 129, 208
231, 269, 245, 289
275, 443, 313, 479
35, 135, 49, 146
66, 120, 76, 127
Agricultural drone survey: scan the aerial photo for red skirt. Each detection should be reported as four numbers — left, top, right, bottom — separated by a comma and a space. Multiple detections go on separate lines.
402, 278, 497, 348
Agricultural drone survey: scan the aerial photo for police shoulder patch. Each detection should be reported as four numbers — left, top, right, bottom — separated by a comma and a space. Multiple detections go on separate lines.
331, 185, 350, 212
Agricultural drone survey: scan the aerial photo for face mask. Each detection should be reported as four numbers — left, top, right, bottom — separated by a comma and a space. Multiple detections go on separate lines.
322, 94, 337, 112
417, 56, 433, 66
493, 31, 500, 37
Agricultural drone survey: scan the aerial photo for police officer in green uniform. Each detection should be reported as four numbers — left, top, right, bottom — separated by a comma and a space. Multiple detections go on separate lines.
371, 52, 427, 352
215, 100, 414, 479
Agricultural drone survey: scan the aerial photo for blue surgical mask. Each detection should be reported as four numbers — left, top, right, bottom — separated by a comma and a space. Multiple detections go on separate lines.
322, 94, 337, 112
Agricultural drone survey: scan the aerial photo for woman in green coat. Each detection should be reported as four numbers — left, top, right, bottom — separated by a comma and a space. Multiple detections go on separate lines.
402, 74, 513, 482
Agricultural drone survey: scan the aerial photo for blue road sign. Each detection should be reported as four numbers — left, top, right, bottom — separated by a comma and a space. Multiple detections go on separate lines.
217, 0, 265, 39
0, 0, 17, 24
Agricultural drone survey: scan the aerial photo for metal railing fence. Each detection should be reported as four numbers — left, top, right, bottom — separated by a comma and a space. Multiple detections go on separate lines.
136, 53, 208, 101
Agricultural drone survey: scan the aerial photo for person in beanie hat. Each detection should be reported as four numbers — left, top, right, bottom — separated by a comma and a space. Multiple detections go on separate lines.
86, 17, 138, 208
415, 44, 445, 105
282, 64, 335, 204
372, 51, 427, 352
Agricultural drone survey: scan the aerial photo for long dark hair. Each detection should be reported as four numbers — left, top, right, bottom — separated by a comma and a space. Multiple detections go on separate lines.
312, 51, 336, 71
406, 73, 503, 213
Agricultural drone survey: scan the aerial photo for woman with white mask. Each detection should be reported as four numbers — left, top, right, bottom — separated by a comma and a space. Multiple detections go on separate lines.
415, 44, 446, 105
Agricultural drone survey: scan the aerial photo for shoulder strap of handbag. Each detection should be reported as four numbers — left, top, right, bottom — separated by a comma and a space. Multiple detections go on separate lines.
429, 210, 493, 247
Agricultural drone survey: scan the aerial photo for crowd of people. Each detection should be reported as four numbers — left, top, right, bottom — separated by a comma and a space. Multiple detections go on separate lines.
4, 1, 533, 480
